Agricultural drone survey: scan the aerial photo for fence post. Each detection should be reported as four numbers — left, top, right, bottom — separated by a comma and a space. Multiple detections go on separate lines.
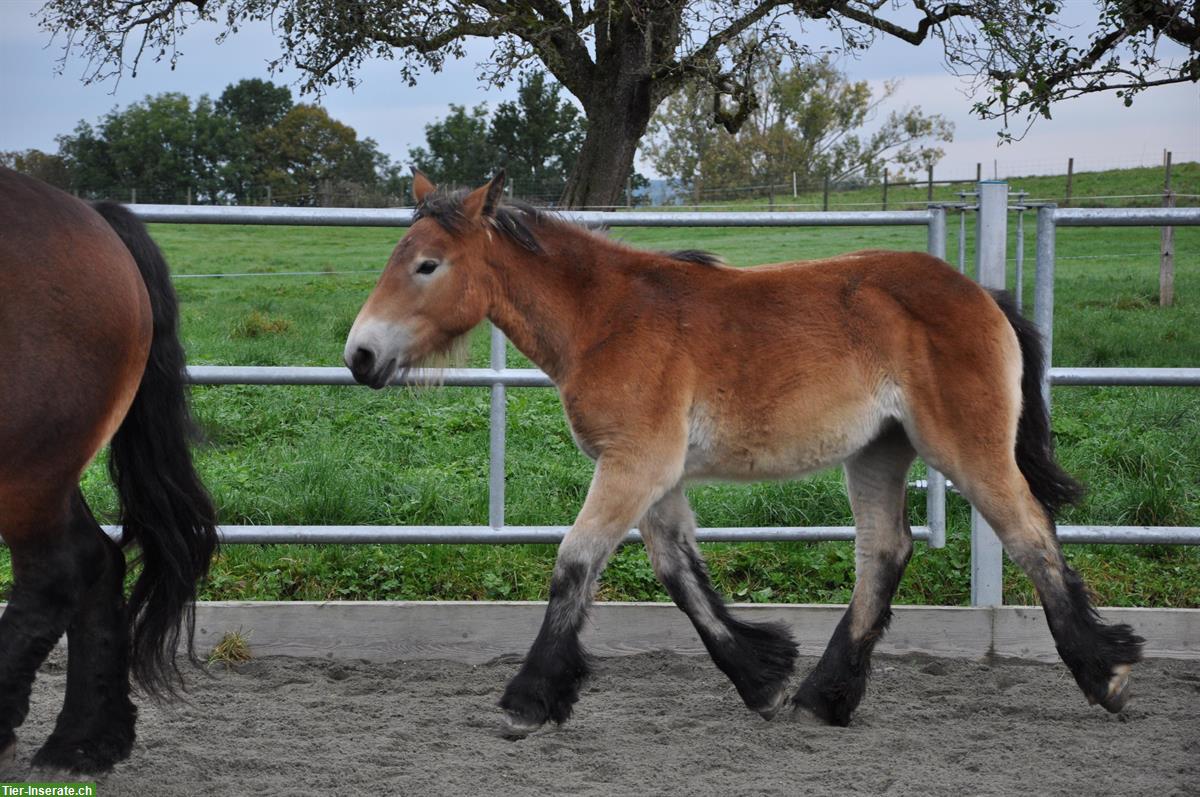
926, 164, 933, 201
1014, 192, 1026, 312
1162, 151, 1175, 307
882, 169, 889, 211
926, 204, 948, 549
1065, 157, 1074, 208
489, 324, 507, 529
822, 175, 830, 212
131, 187, 137, 204
972, 181, 1009, 607
957, 199, 968, 274
792, 171, 798, 198
1034, 204, 1057, 409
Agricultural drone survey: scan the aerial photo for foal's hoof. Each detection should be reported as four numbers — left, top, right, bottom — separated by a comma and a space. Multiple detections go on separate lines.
753, 682, 790, 721
1090, 664, 1134, 713
499, 711, 545, 739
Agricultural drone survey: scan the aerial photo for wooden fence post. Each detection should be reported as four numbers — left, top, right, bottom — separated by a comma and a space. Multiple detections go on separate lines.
823, 174, 830, 212
927, 164, 934, 201
882, 168, 889, 210
1064, 157, 1074, 207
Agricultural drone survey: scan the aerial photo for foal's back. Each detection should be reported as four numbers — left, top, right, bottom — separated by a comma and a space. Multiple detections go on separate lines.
635, 249, 1018, 482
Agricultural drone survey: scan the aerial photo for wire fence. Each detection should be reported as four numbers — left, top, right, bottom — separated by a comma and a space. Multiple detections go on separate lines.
55, 152, 1196, 212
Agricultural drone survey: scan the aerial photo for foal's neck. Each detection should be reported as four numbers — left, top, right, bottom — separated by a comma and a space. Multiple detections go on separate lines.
485, 222, 614, 383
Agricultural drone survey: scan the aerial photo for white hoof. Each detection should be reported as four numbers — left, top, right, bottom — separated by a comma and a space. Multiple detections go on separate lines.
500, 712, 543, 739
1106, 664, 1133, 705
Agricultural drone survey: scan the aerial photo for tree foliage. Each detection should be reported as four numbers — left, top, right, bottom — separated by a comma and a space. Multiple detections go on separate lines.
644, 57, 953, 200
409, 72, 586, 201
37, 1, 1200, 206
0, 148, 74, 189
29, 79, 395, 205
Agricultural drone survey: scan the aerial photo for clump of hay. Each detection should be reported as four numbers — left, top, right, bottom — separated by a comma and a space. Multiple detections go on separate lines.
208, 629, 253, 667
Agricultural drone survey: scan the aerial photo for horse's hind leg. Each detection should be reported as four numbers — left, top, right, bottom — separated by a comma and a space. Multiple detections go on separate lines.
0, 491, 91, 771
792, 424, 915, 726
641, 488, 797, 718
32, 492, 136, 773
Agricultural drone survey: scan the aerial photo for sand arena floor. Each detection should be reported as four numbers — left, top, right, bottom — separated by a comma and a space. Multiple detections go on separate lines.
5, 650, 1199, 796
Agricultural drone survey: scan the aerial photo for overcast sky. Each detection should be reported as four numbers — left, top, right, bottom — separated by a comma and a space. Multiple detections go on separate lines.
1, 0, 1196, 179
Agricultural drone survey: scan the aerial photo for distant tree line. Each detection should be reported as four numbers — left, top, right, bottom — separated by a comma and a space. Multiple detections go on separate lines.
2, 78, 406, 206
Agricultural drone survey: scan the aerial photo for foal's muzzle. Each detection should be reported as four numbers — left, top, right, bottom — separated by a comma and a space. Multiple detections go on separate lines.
347, 347, 394, 389
344, 318, 413, 389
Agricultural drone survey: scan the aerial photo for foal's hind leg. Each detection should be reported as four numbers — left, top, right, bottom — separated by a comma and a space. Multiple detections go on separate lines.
32, 492, 136, 773
641, 488, 797, 718
792, 425, 915, 726
953, 466, 1142, 711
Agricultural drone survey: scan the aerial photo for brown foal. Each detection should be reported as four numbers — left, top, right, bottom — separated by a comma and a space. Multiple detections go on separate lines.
345, 170, 1142, 735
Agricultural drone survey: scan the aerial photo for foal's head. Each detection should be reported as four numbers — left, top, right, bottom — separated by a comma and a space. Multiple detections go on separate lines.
344, 170, 507, 388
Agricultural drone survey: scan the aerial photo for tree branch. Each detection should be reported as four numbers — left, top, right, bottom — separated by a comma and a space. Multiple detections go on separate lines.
832, 0, 973, 44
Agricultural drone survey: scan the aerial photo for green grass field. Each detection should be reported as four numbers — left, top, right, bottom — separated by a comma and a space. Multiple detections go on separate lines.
1, 167, 1197, 608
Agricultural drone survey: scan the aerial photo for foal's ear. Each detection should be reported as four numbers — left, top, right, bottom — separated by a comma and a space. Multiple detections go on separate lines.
462, 169, 507, 221
411, 167, 436, 204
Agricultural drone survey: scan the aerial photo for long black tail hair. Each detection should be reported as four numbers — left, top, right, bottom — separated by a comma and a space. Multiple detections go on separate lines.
990, 290, 1085, 518
93, 201, 219, 696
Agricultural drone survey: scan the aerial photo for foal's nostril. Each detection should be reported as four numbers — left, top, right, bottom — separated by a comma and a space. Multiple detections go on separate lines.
349, 347, 376, 381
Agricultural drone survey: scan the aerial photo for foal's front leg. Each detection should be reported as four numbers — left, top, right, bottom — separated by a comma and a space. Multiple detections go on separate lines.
499, 456, 674, 737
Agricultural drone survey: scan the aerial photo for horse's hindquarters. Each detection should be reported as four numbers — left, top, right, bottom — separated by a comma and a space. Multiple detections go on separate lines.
0, 171, 153, 522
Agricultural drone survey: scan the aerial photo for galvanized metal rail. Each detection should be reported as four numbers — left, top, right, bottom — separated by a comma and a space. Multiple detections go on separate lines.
94, 202, 1200, 606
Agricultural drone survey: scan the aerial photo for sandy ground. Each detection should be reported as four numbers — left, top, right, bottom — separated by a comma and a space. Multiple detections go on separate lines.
4, 650, 1198, 796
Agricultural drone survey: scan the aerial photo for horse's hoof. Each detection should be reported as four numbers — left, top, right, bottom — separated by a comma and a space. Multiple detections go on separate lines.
499, 711, 544, 739
1097, 664, 1133, 713
754, 683, 790, 721
0, 738, 16, 770
789, 703, 827, 727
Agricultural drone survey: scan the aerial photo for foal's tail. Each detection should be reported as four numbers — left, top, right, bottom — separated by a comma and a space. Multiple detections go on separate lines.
93, 201, 220, 697
990, 290, 1085, 518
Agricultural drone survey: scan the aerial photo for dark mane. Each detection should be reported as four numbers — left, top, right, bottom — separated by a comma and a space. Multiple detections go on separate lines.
663, 249, 724, 267
413, 188, 545, 254
414, 190, 723, 269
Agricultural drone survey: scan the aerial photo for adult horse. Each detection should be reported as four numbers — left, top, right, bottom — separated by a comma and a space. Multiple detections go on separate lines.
0, 168, 218, 772
344, 170, 1142, 735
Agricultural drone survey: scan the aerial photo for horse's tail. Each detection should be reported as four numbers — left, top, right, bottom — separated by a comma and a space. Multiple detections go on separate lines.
990, 289, 1085, 517
93, 201, 219, 696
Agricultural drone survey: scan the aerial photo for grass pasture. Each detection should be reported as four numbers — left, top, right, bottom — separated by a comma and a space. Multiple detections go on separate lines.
1, 189, 1197, 608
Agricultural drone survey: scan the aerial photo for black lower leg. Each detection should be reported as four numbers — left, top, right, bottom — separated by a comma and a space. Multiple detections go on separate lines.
792, 558, 906, 726
499, 561, 592, 729
0, 547, 87, 757
33, 499, 137, 773
660, 542, 797, 716
1042, 565, 1143, 712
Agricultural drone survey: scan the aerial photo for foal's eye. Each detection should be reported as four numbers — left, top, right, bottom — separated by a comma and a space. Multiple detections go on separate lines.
416, 259, 440, 275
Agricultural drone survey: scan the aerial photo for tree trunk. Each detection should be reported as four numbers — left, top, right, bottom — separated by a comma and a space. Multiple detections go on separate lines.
561, 92, 653, 208
558, 5, 667, 210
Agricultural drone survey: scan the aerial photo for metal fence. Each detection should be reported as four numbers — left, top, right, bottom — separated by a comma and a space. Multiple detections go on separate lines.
112, 197, 1199, 606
